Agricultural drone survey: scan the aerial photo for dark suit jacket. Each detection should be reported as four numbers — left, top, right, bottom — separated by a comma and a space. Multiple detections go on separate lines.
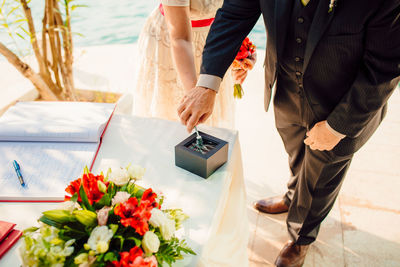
200, 0, 400, 155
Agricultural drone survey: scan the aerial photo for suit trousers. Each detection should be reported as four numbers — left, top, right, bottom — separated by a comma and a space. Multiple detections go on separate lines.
274, 77, 354, 245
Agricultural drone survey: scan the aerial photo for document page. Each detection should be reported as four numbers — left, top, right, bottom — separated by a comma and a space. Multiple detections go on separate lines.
0, 141, 98, 201
0, 102, 115, 143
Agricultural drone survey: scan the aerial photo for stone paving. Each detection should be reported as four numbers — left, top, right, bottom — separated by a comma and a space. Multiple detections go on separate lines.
1, 45, 399, 267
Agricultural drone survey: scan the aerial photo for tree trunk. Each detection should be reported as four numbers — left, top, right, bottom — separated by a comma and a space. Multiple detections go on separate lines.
20, 0, 63, 97
54, 0, 76, 101
0, 42, 58, 101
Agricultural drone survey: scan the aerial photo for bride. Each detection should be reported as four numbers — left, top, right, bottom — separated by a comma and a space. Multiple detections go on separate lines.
133, 0, 250, 129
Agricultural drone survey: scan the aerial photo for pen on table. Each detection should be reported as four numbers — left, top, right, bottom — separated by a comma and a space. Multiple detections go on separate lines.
13, 160, 25, 187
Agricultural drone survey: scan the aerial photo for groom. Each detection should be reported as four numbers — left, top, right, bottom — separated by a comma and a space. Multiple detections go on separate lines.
178, 0, 400, 266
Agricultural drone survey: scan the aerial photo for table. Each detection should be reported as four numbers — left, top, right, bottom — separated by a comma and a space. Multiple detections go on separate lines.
0, 114, 249, 267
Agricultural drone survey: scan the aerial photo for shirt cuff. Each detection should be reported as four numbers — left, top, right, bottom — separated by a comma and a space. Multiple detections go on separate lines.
196, 74, 222, 93
326, 121, 346, 139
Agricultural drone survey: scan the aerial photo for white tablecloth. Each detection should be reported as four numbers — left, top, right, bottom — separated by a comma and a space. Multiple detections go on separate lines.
0, 114, 249, 267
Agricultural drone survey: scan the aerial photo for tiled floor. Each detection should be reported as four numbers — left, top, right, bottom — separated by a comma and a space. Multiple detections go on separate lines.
236, 52, 400, 266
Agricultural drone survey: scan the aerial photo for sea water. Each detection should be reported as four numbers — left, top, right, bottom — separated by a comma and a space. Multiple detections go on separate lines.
0, 0, 266, 56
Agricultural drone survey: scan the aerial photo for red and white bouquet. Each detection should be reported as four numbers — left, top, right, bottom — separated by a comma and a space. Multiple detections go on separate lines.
19, 165, 195, 267
232, 37, 257, 99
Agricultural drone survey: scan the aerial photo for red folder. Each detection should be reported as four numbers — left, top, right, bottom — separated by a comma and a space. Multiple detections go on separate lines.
0, 221, 15, 243
0, 229, 22, 259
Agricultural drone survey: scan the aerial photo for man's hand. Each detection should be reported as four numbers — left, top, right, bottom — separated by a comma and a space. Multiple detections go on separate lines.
304, 120, 343, 151
177, 86, 216, 132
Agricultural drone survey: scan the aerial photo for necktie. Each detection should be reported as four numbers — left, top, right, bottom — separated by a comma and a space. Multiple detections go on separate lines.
301, 0, 310, 6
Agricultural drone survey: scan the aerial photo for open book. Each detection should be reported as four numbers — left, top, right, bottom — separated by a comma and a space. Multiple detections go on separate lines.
0, 102, 115, 202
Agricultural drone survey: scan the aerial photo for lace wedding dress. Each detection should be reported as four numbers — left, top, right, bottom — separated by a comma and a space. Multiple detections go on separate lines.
133, 0, 235, 129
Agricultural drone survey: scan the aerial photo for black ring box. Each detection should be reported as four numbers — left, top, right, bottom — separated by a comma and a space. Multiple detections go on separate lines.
175, 131, 228, 178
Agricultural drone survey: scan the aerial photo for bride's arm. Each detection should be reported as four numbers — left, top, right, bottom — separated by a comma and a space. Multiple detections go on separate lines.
163, 6, 197, 92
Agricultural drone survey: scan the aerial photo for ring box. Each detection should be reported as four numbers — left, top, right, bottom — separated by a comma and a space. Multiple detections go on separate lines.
175, 131, 228, 178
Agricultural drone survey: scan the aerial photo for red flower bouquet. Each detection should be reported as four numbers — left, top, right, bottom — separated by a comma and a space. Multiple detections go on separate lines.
19, 165, 195, 267
232, 37, 257, 99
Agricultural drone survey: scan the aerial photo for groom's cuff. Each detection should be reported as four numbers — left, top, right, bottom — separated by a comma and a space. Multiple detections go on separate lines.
196, 74, 222, 93
326, 121, 346, 139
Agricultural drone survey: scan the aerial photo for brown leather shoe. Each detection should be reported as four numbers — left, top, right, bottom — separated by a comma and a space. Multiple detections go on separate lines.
253, 196, 289, 214
274, 240, 309, 267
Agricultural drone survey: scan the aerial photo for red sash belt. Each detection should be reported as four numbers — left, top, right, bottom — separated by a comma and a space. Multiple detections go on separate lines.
159, 4, 214, 28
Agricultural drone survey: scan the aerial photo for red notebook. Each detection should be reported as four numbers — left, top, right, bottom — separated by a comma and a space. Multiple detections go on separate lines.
0, 229, 22, 259
0, 221, 15, 243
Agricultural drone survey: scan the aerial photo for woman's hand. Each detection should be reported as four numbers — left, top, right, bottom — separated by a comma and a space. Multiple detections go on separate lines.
230, 52, 257, 84
231, 69, 248, 84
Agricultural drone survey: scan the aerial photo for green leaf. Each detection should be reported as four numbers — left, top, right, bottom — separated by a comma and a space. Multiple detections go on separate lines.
39, 215, 63, 229
13, 18, 27, 24
61, 225, 87, 239
7, 6, 20, 18
71, 4, 88, 11
132, 186, 145, 199
107, 183, 117, 198
83, 166, 90, 175
106, 168, 112, 180
79, 185, 95, 211
0, 0, 6, 12
120, 184, 128, 192
155, 237, 196, 266
94, 193, 111, 209
70, 192, 78, 202
114, 235, 125, 251
23, 226, 39, 234
109, 224, 118, 235
126, 182, 136, 194
20, 26, 30, 36
126, 236, 141, 247
104, 252, 118, 262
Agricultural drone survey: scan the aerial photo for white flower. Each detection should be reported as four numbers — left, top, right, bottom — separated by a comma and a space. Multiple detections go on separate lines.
142, 231, 160, 255
160, 218, 175, 241
74, 253, 88, 265
149, 208, 167, 228
149, 209, 176, 240
108, 167, 130, 186
97, 180, 107, 193
87, 226, 113, 254
111, 191, 131, 206
127, 164, 145, 180
19, 225, 75, 267
58, 201, 80, 212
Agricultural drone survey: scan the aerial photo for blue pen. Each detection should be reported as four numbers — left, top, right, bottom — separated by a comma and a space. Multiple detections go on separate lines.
13, 160, 25, 187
